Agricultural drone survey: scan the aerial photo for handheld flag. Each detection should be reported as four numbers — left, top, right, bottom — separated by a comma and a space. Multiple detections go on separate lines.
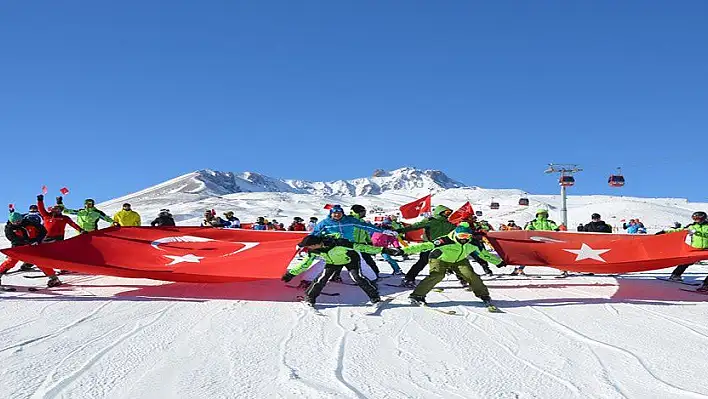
399, 195, 432, 219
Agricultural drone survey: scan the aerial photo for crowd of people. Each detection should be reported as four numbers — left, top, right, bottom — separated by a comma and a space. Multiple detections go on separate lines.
2, 195, 708, 307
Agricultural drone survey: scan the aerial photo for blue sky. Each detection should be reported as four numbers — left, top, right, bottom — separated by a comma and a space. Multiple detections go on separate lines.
2, 1, 707, 213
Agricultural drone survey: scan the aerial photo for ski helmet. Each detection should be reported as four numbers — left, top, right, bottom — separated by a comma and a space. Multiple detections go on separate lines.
351, 204, 366, 214
84, 198, 95, 206
692, 211, 707, 222
591, 213, 601, 220
329, 205, 344, 215
8, 212, 22, 223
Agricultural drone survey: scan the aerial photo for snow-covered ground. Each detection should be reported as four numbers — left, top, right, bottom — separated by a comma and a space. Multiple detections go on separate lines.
2, 262, 708, 398
2, 168, 708, 398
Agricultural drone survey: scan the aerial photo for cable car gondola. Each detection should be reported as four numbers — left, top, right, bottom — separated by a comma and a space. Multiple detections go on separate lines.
559, 174, 575, 187
608, 167, 625, 187
518, 197, 529, 206
490, 202, 500, 210
475, 211, 483, 217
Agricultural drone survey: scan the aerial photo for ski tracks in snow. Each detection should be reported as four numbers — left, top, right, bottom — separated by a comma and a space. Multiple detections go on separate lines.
496, 290, 708, 399
29, 303, 177, 399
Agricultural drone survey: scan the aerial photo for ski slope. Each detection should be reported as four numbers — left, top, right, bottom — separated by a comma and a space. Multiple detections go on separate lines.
2, 262, 708, 398
3, 169, 708, 398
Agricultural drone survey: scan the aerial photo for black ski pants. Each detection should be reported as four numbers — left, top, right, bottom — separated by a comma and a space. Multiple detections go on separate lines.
329, 252, 380, 280
405, 250, 431, 281
306, 251, 380, 303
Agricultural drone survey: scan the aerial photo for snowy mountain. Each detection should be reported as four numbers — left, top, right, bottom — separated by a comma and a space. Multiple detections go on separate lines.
104, 167, 465, 205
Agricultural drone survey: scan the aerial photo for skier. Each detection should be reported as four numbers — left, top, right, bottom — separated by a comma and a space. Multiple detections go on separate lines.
306, 217, 318, 232
578, 213, 612, 233
395, 205, 456, 287
37, 195, 83, 241
113, 203, 141, 226
63, 198, 114, 232
349, 205, 381, 277
311, 205, 384, 281
371, 228, 404, 275
281, 235, 399, 307
222, 211, 241, 228
1, 212, 62, 288
288, 217, 307, 231
663, 211, 708, 289
25, 204, 43, 225
512, 209, 559, 276
404, 223, 504, 310
151, 209, 176, 226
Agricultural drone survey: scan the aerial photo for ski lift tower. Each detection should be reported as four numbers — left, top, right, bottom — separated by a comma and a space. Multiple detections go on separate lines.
544, 163, 582, 227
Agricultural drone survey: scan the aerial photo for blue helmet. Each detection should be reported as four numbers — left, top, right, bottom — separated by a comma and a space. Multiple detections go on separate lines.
329, 205, 344, 215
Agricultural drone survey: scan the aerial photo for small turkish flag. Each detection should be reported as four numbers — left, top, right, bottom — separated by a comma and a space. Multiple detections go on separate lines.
399, 194, 432, 219
41, 185, 48, 195
448, 201, 474, 225
59, 187, 69, 195
323, 204, 333, 210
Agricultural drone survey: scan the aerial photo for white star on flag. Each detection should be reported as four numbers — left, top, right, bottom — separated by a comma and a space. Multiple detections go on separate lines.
563, 243, 610, 262
164, 254, 205, 265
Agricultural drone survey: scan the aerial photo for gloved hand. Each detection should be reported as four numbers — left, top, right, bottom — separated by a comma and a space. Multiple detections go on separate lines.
113, 222, 121, 227
37, 194, 44, 201
496, 261, 508, 268
382, 247, 404, 256
383, 230, 398, 237
654, 230, 666, 235
281, 272, 295, 282
56, 196, 63, 204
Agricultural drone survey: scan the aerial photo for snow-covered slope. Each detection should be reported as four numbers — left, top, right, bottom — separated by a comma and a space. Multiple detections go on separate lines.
3, 168, 708, 398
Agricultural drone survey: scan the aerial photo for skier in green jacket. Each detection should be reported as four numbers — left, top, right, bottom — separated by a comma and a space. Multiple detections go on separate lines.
665, 211, 708, 290
63, 198, 114, 232
282, 235, 400, 307
404, 223, 504, 310
512, 209, 559, 276
396, 205, 456, 287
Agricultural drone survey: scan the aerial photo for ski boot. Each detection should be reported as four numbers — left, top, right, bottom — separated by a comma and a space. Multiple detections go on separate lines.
47, 276, 62, 288
483, 267, 493, 277
302, 295, 316, 307
510, 267, 526, 276
401, 278, 416, 288
481, 296, 501, 312
409, 295, 426, 306
668, 274, 683, 282
697, 284, 708, 293
392, 269, 405, 276
330, 275, 343, 284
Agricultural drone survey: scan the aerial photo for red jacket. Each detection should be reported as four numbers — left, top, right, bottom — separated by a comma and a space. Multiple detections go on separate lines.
288, 222, 306, 231
38, 199, 82, 238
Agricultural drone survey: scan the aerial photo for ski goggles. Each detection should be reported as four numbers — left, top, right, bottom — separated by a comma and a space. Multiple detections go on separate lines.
456, 232, 473, 240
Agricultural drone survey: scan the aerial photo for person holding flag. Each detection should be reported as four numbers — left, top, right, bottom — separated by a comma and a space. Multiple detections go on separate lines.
512, 209, 560, 276
63, 199, 114, 232
311, 205, 384, 281
395, 205, 456, 287
403, 222, 504, 311
664, 211, 708, 290
1, 212, 62, 288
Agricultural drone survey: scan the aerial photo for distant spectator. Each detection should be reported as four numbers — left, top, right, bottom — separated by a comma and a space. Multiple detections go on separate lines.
500, 220, 521, 231
306, 217, 318, 232
151, 209, 176, 226
202, 210, 226, 227
252, 217, 268, 231
223, 211, 241, 228
623, 219, 641, 234
289, 217, 307, 231
578, 213, 612, 233
113, 203, 142, 227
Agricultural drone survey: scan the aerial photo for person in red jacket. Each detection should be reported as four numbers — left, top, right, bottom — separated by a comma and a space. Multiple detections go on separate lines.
37, 195, 84, 242
1, 212, 61, 288
288, 217, 307, 231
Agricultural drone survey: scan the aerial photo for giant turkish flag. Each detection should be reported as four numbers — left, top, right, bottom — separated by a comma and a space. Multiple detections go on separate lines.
485, 230, 708, 273
1, 227, 306, 283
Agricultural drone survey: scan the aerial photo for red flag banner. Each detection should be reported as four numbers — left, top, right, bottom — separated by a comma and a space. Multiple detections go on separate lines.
1, 227, 306, 283
448, 201, 474, 225
486, 230, 708, 274
399, 195, 432, 219
323, 204, 333, 210
404, 229, 427, 242
59, 187, 69, 195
